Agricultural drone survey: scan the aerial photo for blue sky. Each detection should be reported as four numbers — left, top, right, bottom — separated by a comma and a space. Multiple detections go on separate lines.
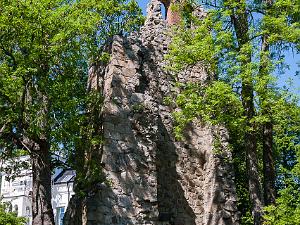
137, 0, 148, 14
137, 0, 300, 95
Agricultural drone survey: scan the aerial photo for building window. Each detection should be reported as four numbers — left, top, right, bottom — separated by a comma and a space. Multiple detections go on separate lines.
12, 181, 19, 186
26, 206, 30, 216
25, 206, 31, 225
13, 204, 18, 214
56, 207, 65, 225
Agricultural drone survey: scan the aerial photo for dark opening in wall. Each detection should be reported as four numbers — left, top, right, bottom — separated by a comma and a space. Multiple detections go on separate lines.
158, 212, 172, 222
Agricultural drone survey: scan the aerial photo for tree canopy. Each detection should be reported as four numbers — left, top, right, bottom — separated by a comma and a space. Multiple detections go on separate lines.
0, 0, 143, 224
167, 0, 300, 224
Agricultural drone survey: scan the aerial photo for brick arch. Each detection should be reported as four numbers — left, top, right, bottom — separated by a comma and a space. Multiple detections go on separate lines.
159, 0, 181, 25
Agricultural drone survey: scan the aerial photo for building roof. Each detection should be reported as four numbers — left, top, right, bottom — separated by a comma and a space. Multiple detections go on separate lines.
53, 169, 75, 184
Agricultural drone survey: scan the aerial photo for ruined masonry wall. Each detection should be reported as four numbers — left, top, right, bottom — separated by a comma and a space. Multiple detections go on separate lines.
65, 0, 239, 224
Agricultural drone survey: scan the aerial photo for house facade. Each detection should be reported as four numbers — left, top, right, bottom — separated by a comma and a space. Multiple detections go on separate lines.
52, 170, 76, 225
0, 160, 75, 225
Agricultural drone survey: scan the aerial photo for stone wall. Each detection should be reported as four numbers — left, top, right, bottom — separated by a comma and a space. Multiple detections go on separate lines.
64, 0, 240, 224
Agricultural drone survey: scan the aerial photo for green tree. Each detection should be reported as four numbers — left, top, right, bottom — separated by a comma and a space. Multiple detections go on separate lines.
0, 0, 143, 224
263, 94, 300, 224
0, 203, 26, 225
167, 0, 299, 224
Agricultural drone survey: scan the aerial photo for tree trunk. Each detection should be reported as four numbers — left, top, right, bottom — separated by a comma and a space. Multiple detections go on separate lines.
63, 196, 85, 225
31, 140, 55, 225
263, 122, 276, 205
242, 85, 264, 225
229, 0, 264, 223
260, 36, 276, 205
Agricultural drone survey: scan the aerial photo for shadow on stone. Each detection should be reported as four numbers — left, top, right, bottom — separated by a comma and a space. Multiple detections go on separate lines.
156, 117, 197, 225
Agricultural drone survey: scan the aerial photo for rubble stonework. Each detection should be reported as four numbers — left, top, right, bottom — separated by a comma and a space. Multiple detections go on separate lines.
64, 0, 240, 224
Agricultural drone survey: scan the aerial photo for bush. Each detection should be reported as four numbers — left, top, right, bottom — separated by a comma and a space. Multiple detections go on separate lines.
0, 204, 26, 225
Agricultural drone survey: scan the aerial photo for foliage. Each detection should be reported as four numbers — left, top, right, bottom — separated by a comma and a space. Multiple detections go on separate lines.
173, 81, 244, 140
167, 0, 300, 223
264, 96, 300, 224
0, 0, 143, 172
264, 180, 300, 225
0, 0, 144, 221
0, 203, 26, 225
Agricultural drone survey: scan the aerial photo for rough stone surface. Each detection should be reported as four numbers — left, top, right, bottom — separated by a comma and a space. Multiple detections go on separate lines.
65, 0, 240, 224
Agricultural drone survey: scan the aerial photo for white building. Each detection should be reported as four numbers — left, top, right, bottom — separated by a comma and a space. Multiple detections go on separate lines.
0, 168, 32, 223
0, 158, 75, 225
52, 170, 75, 225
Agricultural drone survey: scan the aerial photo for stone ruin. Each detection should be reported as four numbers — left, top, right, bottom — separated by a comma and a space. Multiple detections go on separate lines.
64, 0, 240, 224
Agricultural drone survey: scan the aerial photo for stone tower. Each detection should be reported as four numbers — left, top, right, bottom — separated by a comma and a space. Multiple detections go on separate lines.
64, 0, 240, 224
